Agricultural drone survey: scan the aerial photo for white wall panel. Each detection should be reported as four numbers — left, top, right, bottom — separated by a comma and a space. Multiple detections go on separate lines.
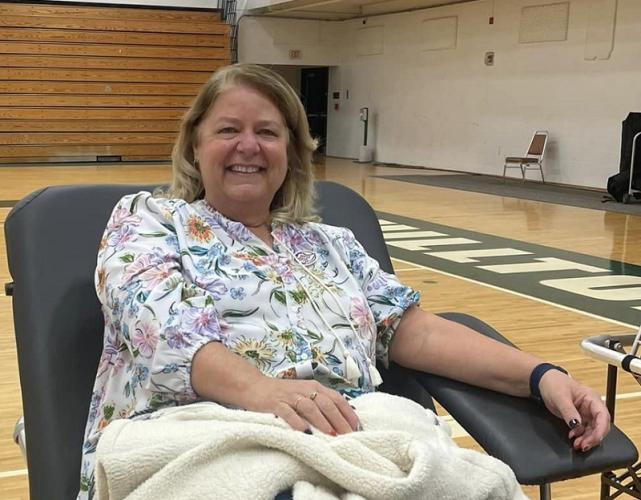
519, 2, 570, 43
238, 17, 340, 66
356, 26, 385, 56
421, 16, 458, 51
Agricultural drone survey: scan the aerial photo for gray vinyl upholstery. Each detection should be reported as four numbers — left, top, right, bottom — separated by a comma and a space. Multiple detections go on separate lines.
5, 181, 638, 500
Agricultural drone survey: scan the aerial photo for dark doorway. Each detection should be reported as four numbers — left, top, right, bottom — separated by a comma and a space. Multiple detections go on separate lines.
300, 67, 328, 154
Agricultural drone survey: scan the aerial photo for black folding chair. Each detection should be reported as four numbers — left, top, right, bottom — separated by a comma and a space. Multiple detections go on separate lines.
5, 181, 638, 500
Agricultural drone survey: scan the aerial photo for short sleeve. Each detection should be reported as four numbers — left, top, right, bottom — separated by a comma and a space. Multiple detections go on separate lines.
325, 226, 420, 367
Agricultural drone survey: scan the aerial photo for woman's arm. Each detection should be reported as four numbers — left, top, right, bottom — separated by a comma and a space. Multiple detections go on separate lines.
389, 306, 540, 396
389, 305, 610, 452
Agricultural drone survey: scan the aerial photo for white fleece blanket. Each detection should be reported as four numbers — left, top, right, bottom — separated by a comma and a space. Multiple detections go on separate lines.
95, 392, 527, 500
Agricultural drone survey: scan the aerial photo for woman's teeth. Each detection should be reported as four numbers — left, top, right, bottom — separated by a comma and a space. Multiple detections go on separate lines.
229, 165, 261, 173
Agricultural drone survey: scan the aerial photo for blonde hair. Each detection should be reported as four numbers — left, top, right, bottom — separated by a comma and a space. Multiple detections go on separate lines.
161, 63, 319, 224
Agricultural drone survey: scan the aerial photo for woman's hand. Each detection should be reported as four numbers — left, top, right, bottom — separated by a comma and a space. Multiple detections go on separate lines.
192, 342, 359, 436
248, 378, 360, 436
539, 370, 611, 452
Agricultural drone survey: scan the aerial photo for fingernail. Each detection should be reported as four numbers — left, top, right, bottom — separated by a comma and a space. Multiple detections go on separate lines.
329, 430, 337, 437
568, 419, 580, 429
304, 428, 312, 435
356, 423, 363, 431
582, 445, 591, 453
350, 405, 356, 410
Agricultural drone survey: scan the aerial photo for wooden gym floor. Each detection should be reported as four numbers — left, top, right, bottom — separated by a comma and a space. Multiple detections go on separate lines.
1, 156, 639, 499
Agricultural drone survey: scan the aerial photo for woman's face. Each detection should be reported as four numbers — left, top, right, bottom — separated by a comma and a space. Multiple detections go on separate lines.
195, 84, 289, 218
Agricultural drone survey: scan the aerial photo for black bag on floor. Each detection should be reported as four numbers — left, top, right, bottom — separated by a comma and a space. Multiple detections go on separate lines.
608, 112, 641, 202
619, 112, 641, 174
607, 170, 632, 202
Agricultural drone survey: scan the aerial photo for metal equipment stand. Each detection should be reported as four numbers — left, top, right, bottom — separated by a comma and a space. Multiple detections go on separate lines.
623, 131, 641, 204
582, 331, 641, 498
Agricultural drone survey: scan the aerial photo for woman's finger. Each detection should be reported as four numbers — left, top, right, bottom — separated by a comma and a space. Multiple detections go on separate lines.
571, 394, 610, 451
313, 393, 354, 434
274, 400, 311, 433
292, 394, 336, 435
300, 382, 358, 434
577, 400, 610, 451
568, 422, 585, 440
540, 372, 583, 428
548, 395, 582, 430
323, 390, 360, 432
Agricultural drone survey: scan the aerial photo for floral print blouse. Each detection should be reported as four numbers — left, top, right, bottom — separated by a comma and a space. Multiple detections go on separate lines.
78, 191, 420, 498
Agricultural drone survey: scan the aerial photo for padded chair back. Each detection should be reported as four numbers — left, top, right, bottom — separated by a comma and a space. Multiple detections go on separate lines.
315, 181, 393, 274
6, 181, 420, 500
6, 184, 156, 500
527, 130, 548, 158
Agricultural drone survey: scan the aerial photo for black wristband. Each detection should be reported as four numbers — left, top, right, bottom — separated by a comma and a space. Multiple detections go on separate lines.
529, 363, 568, 403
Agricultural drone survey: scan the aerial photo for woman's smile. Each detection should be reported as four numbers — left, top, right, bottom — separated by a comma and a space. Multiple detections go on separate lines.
227, 164, 264, 174
226, 164, 267, 177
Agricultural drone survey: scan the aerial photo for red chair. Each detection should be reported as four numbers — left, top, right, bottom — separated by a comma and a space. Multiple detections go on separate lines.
504, 130, 549, 182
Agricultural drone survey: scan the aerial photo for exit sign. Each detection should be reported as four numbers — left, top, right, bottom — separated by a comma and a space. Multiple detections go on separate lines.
289, 49, 302, 59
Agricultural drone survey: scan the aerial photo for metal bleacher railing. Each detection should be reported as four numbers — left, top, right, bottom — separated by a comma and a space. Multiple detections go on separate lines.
218, 0, 238, 63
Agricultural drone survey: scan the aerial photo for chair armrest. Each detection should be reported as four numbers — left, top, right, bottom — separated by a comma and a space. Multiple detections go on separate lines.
411, 312, 638, 484
415, 370, 637, 484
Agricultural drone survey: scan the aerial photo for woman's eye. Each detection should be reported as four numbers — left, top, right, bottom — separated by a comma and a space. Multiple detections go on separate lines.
217, 127, 237, 134
259, 129, 278, 137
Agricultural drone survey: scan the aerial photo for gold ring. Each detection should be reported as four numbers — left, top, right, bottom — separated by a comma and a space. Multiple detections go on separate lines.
293, 395, 304, 412
309, 391, 318, 401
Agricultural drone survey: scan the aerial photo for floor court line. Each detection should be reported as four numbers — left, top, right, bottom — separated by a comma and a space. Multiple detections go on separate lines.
607, 391, 641, 401
0, 469, 27, 479
391, 256, 638, 331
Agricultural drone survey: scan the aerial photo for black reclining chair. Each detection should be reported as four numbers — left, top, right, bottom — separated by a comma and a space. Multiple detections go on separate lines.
5, 181, 638, 500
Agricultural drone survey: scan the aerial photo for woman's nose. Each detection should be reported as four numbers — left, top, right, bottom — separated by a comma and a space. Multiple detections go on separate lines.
235, 131, 260, 155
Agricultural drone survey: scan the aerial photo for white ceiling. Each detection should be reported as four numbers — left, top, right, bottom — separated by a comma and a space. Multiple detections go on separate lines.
246, 0, 479, 21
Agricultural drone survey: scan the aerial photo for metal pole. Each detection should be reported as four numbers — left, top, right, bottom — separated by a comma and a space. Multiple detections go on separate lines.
600, 474, 611, 500
604, 339, 622, 421
600, 365, 616, 500
363, 116, 368, 147
600, 339, 622, 500
539, 483, 551, 500
629, 132, 641, 196
606, 362, 618, 420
